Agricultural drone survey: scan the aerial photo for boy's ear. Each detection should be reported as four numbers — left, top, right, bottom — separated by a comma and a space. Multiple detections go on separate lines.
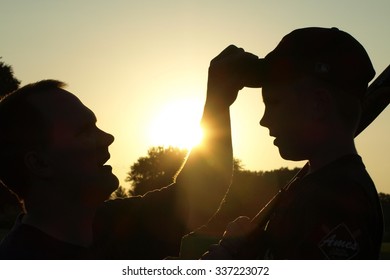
311, 88, 333, 119
24, 151, 51, 178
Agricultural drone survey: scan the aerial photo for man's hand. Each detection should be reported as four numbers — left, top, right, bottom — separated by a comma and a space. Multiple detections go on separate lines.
206, 45, 261, 108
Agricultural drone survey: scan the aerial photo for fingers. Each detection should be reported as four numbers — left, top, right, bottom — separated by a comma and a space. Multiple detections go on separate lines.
209, 45, 262, 89
225, 216, 251, 238
201, 244, 233, 260
211, 45, 245, 63
205, 45, 262, 108
211, 45, 257, 67
201, 216, 252, 259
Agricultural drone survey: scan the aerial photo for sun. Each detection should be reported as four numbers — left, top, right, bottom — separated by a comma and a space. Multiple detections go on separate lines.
148, 98, 204, 149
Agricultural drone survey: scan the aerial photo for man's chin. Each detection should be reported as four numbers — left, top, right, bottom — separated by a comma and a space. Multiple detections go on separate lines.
93, 174, 120, 201
105, 174, 120, 193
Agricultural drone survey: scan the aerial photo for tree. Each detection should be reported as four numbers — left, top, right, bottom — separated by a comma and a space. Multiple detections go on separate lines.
127, 146, 245, 196
0, 58, 22, 235
126, 146, 189, 196
0, 58, 21, 97
110, 185, 130, 199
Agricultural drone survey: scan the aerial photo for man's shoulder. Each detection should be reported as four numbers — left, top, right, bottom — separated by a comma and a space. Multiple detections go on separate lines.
98, 183, 178, 213
0, 224, 27, 259
0, 222, 72, 260
93, 183, 186, 259
94, 183, 181, 237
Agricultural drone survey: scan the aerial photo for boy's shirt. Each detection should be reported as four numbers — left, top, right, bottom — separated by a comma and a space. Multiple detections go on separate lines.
261, 154, 383, 259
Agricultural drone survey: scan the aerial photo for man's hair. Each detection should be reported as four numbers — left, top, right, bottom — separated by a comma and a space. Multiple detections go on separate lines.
0, 79, 66, 202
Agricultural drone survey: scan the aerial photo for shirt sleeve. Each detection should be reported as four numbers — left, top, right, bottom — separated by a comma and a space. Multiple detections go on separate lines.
94, 183, 188, 259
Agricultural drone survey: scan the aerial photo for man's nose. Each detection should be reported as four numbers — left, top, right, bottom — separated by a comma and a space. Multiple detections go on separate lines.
100, 129, 114, 146
259, 113, 267, 128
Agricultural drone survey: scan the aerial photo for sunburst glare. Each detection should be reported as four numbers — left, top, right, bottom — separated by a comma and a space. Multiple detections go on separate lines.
148, 98, 204, 149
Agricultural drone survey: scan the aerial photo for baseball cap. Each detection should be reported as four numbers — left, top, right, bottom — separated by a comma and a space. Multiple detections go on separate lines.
259, 27, 375, 94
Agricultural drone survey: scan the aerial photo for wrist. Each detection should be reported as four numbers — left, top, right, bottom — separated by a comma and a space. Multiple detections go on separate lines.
205, 87, 237, 109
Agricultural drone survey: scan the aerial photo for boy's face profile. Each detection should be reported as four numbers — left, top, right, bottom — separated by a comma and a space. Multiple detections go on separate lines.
260, 79, 322, 161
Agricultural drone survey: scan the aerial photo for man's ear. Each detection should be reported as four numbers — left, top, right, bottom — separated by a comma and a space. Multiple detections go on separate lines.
24, 151, 51, 178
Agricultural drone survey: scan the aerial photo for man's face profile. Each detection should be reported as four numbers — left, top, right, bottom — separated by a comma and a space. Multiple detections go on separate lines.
29, 89, 119, 200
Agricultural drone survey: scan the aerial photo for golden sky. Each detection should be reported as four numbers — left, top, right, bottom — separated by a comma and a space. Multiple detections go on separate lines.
1, 0, 390, 193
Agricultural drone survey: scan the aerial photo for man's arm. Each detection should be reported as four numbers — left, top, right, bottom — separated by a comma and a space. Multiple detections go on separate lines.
175, 45, 261, 231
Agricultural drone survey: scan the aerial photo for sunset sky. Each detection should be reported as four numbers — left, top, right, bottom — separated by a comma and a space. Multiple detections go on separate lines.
1, 0, 389, 193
